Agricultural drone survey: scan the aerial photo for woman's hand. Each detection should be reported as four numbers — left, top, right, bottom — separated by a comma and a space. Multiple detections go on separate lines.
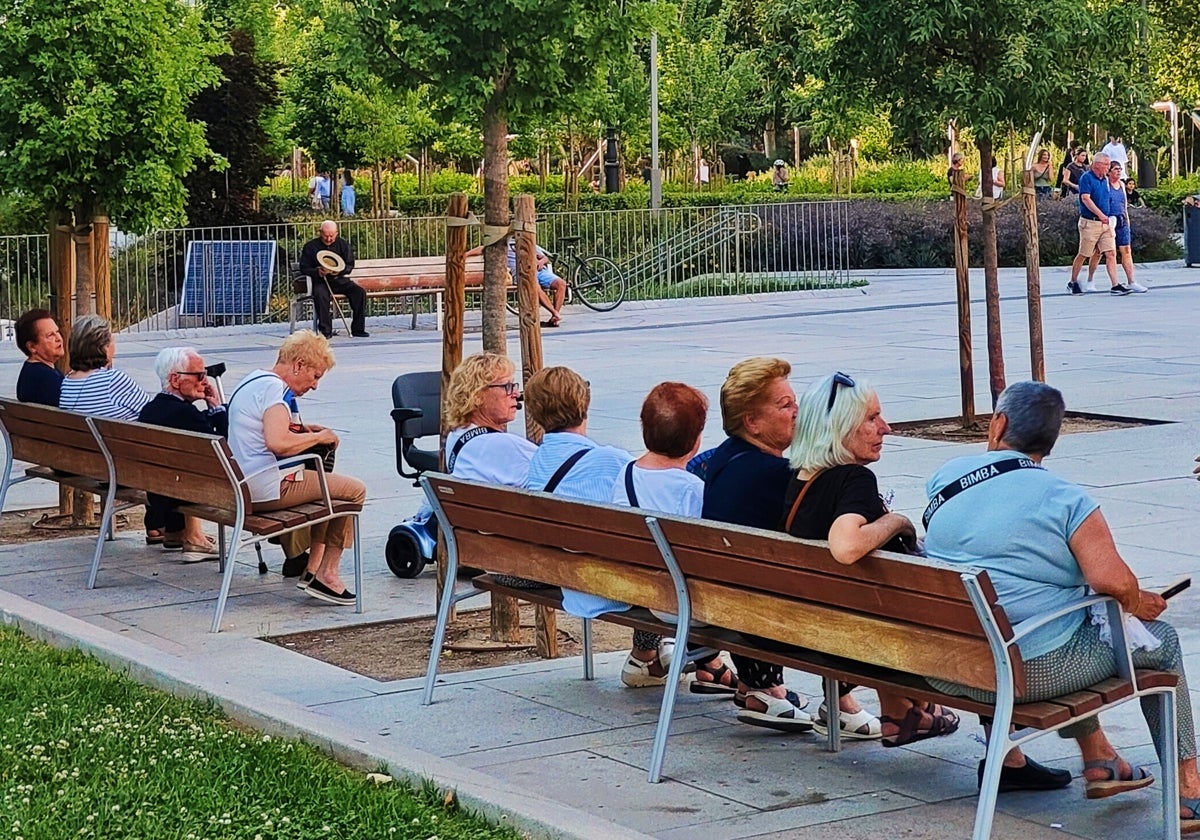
1132, 589, 1166, 622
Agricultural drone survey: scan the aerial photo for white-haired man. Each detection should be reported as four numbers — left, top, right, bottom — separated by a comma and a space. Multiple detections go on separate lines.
1068, 153, 1130, 296
298, 221, 367, 338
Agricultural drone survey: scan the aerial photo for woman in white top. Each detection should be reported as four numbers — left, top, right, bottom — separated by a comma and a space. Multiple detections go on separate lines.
226, 331, 366, 606
610, 382, 736, 695
57, 315, 151, 420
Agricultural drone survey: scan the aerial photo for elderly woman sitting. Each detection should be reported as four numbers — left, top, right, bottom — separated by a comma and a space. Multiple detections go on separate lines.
58, 314, 151, 419
443, 352, 537, 484
784, 372, 960, 745
226, 331, 366, 606
926, 381, 1200, 829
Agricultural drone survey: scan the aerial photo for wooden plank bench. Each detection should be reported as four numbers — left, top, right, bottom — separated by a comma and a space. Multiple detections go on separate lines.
420, 474, 1182, 840
0, 398, 148, 575
85, 416, 364, 632
289, 254, 513, 332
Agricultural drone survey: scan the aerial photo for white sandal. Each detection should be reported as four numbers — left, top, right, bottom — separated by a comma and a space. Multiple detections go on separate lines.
813, 702, 883, 740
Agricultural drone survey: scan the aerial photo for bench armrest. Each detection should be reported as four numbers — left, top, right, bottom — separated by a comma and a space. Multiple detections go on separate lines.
1007, 594, 1117, 645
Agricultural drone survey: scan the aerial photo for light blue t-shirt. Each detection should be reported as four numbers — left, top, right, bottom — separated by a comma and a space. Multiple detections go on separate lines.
923, 450, 1100, 660
525, 431, 633, 618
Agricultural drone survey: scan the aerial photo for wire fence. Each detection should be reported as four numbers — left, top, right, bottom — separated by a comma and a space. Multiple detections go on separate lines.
0, 201, 852, 334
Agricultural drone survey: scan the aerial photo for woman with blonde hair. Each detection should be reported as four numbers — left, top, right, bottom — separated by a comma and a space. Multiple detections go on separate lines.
227, 330, 366, 606
442, 352, 536, 483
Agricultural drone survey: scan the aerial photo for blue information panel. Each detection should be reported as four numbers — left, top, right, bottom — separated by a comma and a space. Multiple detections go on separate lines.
179, 240, 276, 317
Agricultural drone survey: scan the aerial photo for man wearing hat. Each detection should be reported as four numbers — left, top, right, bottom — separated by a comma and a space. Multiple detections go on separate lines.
298, 220, 368, 338
771, 160, 789, 192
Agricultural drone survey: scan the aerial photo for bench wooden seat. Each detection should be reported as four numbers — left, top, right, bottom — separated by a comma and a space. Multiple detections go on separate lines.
85, 416, 364, 632
421, 475, 1182, 840
289, 254, 513, 332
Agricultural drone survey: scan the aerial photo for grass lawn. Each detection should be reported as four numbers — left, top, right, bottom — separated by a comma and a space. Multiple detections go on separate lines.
0, 627, 520, 840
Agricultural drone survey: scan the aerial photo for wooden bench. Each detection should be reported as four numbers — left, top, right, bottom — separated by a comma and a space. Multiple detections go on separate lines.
0, 398, 148, 579
420, 475, 1182, 840
289, 255, 513, 333
84, 416, 364, 632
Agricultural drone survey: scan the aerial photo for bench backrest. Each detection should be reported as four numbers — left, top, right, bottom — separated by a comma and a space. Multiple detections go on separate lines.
425, 475, 1021, 695
0, 398, 109, 481
88, 417, 248, 513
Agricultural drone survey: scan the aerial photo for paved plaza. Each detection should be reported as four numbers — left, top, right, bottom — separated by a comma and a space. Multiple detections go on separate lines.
3, 261, 1200, 838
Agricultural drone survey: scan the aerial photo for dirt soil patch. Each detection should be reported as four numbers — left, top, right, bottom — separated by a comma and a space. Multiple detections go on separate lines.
889, 411, 1163, 443
0, 506, 142, 546
268, 602, 633, 682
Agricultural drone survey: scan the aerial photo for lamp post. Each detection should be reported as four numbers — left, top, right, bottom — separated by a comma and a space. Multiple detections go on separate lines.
649, 28, 661, 209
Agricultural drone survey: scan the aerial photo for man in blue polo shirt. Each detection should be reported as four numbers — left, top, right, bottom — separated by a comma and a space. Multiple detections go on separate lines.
1068, 153, 1129, 296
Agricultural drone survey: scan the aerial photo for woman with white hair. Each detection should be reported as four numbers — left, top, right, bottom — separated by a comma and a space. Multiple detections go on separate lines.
58, 314, 151, 420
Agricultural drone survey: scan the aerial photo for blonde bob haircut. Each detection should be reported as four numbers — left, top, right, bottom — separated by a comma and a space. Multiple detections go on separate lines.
445, 352, 515, 428
276, 329, 336, 373
789, 372, 876, 472
719, 357, 791, 436
524, 366, 589, 433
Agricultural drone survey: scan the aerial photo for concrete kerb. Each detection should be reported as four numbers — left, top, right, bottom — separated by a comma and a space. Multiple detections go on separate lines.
0, 589, 654, 840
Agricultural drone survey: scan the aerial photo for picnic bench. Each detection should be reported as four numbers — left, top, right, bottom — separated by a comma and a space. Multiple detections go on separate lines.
289, 254, 513, 333
419, 474, 1182, 840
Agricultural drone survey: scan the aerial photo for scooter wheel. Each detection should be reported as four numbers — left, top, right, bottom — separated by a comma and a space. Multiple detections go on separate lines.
385, 525, 427, 578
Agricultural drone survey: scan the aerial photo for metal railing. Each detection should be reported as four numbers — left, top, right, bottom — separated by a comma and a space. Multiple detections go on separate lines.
0, 201, 852, 333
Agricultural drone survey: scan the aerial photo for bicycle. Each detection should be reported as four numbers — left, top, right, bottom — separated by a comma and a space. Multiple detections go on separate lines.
506, 236, 626, 314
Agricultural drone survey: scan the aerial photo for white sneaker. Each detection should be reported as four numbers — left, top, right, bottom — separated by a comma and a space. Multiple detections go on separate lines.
1129, 282, 1149, 293
1085, 280, 1097, 293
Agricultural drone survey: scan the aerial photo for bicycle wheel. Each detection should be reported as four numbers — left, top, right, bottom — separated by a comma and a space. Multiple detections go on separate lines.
572, 255, 625, 312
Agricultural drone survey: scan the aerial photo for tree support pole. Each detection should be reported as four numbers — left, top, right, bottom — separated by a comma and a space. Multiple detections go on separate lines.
1020, 170, 1046, 382
951, 170, 976, 428
978, 137, 1006, 407
48, 213, 75, 518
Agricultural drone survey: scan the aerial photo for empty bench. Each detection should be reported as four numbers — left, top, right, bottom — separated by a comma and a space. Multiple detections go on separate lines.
420, 474, 1181, 840
289, 254, 513, 332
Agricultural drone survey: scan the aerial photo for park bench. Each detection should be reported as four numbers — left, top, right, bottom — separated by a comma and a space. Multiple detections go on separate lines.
85, 416, 364, 633
419, 474, 1182, 840
0, 398, 148, 576
289, 254, 513, 333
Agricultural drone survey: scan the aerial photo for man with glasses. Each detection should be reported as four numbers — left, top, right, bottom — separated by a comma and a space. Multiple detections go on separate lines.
1068, 153, 1130, 296
1084, 161, 1148, 293
137, 347, 228, 559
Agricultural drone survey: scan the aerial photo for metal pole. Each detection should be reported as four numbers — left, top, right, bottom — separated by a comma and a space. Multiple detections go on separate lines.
649, 29, 662, 210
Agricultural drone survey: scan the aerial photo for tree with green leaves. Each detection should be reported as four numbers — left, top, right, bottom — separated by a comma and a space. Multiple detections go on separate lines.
806, 0, 1153, 404
0, 0, 220, 321
354, 0, 659, 350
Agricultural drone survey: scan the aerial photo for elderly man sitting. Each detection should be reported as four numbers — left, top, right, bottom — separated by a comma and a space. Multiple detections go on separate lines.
137, 347, 228, 561
924, 381, 1200, 831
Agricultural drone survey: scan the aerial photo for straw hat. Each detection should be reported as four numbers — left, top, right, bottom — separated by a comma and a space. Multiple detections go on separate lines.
316, 250, 345, 273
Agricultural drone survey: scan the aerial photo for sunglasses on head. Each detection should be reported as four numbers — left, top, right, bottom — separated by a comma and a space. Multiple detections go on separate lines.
827, 371, 855, 412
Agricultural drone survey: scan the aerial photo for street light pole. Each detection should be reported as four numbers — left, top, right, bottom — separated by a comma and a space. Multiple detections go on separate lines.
649, 29, 661, 209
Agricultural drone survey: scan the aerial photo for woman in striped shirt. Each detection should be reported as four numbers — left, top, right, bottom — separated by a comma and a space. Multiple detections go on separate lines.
58, 315, 151, 420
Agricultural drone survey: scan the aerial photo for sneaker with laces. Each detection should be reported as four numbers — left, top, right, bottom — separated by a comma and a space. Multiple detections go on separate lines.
1128, 282, 1149, 293
1067, 281, 1083, 296
735, 689, 814, 732
1110, 284, 1132, 295
1085, 280, 1097, 293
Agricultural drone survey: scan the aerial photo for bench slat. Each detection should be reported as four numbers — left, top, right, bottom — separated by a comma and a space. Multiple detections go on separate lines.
90, 436, 231, 480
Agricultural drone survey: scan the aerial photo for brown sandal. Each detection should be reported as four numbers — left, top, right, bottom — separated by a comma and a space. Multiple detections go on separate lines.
880, 703, 960, 748
690, 660, 738, 695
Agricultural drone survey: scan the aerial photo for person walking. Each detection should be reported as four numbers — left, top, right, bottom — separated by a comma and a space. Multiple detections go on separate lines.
1067, 153, 1129, 296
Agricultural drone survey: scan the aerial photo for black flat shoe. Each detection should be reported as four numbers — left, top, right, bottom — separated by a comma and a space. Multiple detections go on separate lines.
978, 757, 1072, 792
305, 578, 355, 606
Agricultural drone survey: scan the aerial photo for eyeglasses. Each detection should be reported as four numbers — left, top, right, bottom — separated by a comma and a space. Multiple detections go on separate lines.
826, 371, 855, 412
485, 382, 520, 396
174, 371, 207, 380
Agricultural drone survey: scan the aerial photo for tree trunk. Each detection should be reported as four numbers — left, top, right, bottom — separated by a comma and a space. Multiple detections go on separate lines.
92, 210, 111, 321
977, 136, 1006, 406
1021, 169, 1045, 382
481, 96, 510, 354
951, 169, 976, 429
48, 212, 75, 519
71, 217, 97, 527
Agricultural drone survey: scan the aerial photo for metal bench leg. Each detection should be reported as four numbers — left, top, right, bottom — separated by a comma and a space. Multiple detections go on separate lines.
422, 560, 462, 706
87, 484, 119, 590
210, 529, 243, 632
647, 628, 690, 784
972, 703, 1014, 840
410, 296, 418, 330
217, 526, 226, 574
582, 618, 594, 680
1158, 687, 1181, 840
352, 515, 363, 614
823, 677, 841, 752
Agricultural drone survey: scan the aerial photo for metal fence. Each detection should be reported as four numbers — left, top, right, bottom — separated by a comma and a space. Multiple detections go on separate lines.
0, 201, 852, 333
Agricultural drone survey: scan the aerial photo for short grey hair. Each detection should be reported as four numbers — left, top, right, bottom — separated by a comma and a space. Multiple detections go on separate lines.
67, 314, 113, 372
790, 373, 876, 472
154, 347, 200, 389
994, 381, 1065, 456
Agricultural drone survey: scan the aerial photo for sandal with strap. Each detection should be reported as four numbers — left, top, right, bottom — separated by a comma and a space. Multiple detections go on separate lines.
1181, 797, 1200, 835
813, 703, 883, 740
1083, 757, 1154, 800
690, 659, 738, 695
880, 703, 960, 748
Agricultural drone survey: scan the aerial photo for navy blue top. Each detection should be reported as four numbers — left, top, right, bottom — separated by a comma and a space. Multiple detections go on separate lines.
1077, 169, 1111, 220
16, 361, 64, 407
700, 435, 791, 530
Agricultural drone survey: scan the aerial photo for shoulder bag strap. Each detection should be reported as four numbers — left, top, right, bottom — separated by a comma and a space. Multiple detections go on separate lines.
543, 449, 588, 493
447, 426, 499, 473
783, 469, 826, 534
226, 373, 282, 412
922, 457, 1043, 529
623, 461, 639, 507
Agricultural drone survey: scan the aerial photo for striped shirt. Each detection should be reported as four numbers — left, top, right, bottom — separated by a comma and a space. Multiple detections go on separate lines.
58, 368, 152, 420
